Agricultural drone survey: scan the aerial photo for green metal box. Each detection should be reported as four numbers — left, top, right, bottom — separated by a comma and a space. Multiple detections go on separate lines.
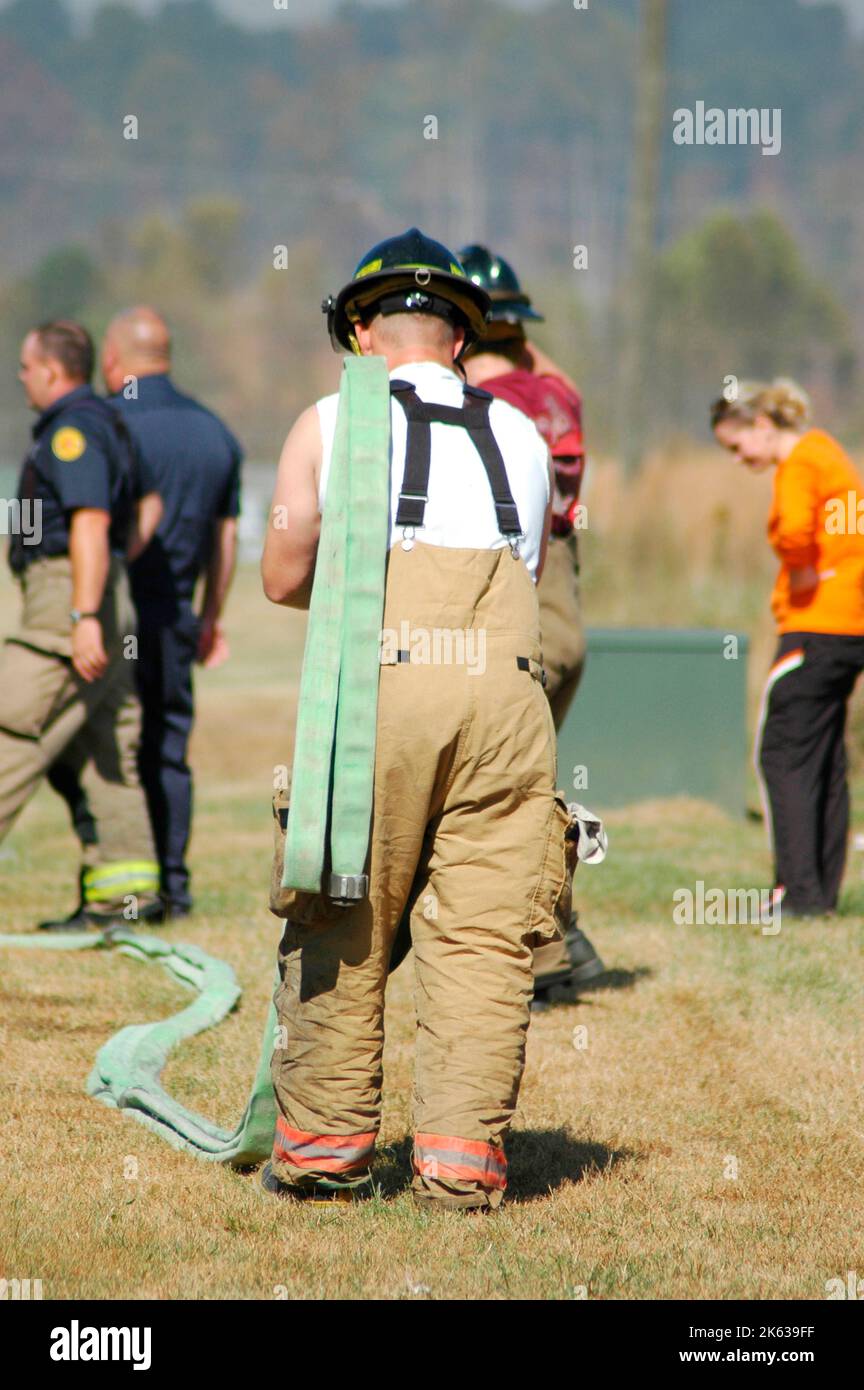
556, 628, 750, 815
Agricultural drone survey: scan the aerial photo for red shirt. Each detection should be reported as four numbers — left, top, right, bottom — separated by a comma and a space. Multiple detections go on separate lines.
482, 369, 585, 532
481, 370, 583, 462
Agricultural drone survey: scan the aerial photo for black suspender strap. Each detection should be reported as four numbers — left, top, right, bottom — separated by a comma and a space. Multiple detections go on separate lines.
461, 388, 522, 538
389, 379, 523, 541
390, 379, 431, 530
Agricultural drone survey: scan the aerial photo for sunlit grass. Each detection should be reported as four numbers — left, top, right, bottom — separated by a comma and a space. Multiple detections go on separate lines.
1, 555, 862, 1299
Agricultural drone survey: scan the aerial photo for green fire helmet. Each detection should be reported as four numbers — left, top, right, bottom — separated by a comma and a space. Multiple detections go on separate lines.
458, 243, 545, 324
322, 227, 491, 354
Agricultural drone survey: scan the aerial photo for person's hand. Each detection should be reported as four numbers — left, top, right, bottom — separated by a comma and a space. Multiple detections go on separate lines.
197, 616, 229, 668
788, 563, 819, 597
72, 617, 109, 683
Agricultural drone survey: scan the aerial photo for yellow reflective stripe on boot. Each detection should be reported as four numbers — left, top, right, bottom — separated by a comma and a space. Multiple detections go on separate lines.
83, 860, 160, 902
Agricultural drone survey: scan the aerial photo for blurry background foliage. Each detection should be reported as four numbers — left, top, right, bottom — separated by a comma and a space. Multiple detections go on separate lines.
3, 0, 864, 762
0, 0, 861, 460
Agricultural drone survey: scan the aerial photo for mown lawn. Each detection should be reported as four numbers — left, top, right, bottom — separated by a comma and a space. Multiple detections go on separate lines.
1, 566, 862, 1300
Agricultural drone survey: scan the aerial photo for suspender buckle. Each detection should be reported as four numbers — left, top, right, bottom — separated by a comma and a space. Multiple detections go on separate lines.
395, 493, 427, 529
401, 525, 415, 552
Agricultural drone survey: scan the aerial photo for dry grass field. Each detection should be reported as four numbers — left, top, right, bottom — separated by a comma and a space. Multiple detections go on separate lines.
2, 455, 863, 1300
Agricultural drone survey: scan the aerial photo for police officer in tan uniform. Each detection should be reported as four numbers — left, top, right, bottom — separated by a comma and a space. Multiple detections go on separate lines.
0, 320, 160, 926
261, 230, 575, 1211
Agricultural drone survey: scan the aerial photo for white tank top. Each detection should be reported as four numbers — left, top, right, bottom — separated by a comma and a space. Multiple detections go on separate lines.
316, 360, 550, 581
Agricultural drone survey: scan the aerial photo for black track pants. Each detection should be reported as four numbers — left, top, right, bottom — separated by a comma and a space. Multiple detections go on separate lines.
756, 631, 864, 914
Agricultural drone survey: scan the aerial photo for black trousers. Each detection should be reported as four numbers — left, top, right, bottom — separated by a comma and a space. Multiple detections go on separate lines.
135, 601, 198, 910
757, 631, 864, 914
47, 599, 198, 910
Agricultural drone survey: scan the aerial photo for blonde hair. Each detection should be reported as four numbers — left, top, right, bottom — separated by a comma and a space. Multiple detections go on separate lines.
710, 377, 812, 431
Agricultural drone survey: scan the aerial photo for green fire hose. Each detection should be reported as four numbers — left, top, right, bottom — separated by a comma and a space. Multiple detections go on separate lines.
0, 927, 277, 1163
0, 356, 392, 1164
283, 354, 391, 900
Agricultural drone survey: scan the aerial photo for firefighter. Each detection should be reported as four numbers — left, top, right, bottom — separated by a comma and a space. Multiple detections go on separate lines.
712, 378, 864, 916
260, 228, 573, 1209
0, 319, 160, 925
459, 244, 605, 1001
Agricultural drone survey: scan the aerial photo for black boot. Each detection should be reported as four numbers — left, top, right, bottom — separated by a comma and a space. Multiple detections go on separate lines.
532, 917, 607, 1008
259, 1161, 370, 1204
37, 869, 88, 931
83, 897, 167, 931
159, 897, 193, 922
39, 885, 165, 933
563, 920, 607, 985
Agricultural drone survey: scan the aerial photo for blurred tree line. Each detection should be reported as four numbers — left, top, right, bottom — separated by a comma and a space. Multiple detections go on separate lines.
0, 0, 860, 463
0, 199, 339, 460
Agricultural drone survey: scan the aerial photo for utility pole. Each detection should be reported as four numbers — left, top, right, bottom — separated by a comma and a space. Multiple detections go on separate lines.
619, 0, 668, 475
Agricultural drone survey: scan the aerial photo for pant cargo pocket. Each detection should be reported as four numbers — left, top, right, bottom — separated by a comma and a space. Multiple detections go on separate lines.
525, 794, 579, 948
269, 788, 338, 925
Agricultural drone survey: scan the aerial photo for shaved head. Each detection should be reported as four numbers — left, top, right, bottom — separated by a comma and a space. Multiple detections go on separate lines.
354, 309, 465, 370
101, 306, 171, 393
106, 306, 171, 369
367, 311, 456, 353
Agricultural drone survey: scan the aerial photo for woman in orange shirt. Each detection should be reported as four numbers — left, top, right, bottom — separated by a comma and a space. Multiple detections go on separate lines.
712, 379, 864, 917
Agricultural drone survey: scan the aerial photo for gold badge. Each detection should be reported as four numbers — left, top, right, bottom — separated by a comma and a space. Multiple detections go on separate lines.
51, 426, 87, 462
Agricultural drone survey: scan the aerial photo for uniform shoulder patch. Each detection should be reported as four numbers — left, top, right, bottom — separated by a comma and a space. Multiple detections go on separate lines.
51, 426, 87, 462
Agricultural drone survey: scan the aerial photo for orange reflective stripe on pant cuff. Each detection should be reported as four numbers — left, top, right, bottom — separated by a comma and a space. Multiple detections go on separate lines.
274, 1117, 377, 1173
413, 1132, 508, 1189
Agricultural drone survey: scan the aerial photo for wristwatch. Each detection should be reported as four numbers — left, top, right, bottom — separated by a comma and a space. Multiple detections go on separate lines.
70, 609, 100, 625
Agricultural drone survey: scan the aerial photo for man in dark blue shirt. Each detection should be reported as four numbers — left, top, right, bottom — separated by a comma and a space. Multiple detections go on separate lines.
0, 319, 161, 926
103, 307, 242, 915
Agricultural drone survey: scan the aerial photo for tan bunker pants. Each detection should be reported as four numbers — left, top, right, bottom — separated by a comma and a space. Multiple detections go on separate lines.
538, 532, 585, 729
270, 542, 573, 1208
0, 556, 158, 911
533, 531, 587, 983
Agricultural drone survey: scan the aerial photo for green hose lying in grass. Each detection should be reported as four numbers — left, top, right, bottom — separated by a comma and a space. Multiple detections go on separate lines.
0, 357, 392, 1165
0, 927, 277, 1164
